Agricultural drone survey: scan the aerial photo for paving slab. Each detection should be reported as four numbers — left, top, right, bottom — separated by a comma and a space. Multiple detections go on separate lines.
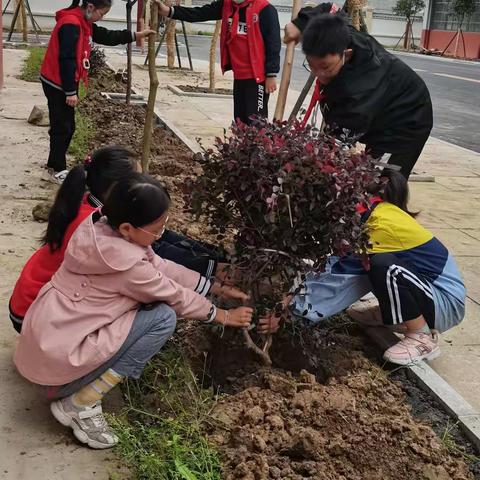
0, 49, 117, 480
455, 257, 480, 305
428, 228, 480, 257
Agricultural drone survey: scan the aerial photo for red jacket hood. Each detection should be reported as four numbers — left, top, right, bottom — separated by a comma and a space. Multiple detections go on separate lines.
55, 7, 86, 23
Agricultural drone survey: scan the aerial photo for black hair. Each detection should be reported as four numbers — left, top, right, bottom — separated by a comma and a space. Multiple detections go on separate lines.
103, 173, 171, 230
42, 146, 136, 252
67, 0, 112, 10
370, 168, 417, 217
302, 13, 351, 58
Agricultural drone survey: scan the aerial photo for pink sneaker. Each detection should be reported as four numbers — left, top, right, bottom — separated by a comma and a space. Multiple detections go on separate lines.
383, 330, 440, 365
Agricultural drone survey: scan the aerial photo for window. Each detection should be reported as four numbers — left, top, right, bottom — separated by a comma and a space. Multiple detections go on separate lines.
430, 0, 480, 32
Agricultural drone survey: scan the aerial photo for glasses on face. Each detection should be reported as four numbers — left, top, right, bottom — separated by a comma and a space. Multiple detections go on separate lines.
303, 52, 345, 77
136, 216, 169, 240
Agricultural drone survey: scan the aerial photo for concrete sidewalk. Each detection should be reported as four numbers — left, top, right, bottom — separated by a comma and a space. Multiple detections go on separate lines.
0, 50, 119, 480
105, 49, 480, 412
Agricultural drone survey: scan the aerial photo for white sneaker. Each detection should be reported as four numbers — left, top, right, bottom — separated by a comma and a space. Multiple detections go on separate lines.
47, 168, 69, 185
50, 396, 118, 449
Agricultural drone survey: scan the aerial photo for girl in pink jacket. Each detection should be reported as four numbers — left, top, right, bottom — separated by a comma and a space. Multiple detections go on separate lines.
14, 173, 253, 450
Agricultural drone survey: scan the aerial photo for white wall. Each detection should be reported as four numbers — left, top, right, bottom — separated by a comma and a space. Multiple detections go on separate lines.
2, 0, 422, 45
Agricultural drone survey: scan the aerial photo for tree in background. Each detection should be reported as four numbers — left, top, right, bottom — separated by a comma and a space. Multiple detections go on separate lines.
393, 0, 425, 50
451, 0, 477, 28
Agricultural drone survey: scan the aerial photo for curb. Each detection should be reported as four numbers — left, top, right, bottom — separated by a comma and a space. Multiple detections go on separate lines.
168, 84, 232, 99
365, 326, 480, 451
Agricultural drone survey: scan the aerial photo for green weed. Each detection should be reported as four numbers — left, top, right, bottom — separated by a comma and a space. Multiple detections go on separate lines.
110, 346, 222, 480
20, 47, 45, 82
440, 420, 480, 464
68, 101, 95, 162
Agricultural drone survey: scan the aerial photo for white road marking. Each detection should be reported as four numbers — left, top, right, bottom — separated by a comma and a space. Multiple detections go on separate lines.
431, 72, 480, 84
413, 68, 428, 72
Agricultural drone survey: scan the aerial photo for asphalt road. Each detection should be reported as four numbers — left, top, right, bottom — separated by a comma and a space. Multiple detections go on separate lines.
177, 36, 480, 153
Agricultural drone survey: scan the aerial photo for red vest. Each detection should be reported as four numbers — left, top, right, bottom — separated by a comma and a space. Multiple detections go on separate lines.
220, 0, 269, 84
40, 7, 92, 89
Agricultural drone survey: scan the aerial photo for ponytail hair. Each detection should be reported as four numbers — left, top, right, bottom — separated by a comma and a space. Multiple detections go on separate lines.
42, 165, 87, 252
67, 0, 112, 9
370, 168, 418, 217
103, 173, 171, 230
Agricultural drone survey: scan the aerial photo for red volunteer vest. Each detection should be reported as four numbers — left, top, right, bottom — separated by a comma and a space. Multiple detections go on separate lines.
220, 0, 269, 83
40, 7, 92, 89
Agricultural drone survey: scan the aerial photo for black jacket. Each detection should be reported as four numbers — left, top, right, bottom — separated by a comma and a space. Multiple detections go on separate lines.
170, 0, 281, 77
57, 23, 135, 94
294, 4, 433, 155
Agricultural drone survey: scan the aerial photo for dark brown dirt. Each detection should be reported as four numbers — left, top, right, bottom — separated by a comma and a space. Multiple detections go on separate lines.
85, 68, 477, 480
81, 69, 208, 239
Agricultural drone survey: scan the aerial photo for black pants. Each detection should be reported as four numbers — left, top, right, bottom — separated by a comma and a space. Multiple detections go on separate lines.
152, 230, 226, 278
42, 81, 76, 172
233, 79, 269, 125
368, 253, 435, 329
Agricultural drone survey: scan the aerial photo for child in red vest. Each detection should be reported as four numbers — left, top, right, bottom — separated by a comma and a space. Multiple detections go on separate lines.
155, 0, 281, 124
40, 0, 154, 184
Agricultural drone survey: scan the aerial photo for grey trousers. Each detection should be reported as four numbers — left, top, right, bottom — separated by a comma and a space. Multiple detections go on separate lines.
50, 303, 177, 399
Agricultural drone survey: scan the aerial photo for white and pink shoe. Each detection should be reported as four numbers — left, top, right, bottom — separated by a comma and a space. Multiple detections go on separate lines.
383, 330, 440, 365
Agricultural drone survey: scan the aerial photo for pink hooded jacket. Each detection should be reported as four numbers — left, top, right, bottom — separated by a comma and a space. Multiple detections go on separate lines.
14, 215, 213, 386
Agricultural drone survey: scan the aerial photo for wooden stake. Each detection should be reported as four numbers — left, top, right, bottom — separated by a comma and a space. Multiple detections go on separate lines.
141, 2, 159, 173
19, 0, 27, 41
126, 0, 133, 104
273, 0, 302, 121
208, 20, 221, 93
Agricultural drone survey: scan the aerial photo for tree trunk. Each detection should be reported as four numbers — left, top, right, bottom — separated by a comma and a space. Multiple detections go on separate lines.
403, 19, 410, 50
208, 20, 221, 93
164, 0, 176, 68
141, 2, 159, 173
126, 0, 133, 104
20, 0, 27, 41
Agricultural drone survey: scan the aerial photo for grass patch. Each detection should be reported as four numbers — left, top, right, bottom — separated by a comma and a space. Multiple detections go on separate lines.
440, 420, 480, 464
69, 84, 95, 161
20, 46, 45, 82
69, 110, 95, 161
110, 345, 222, 480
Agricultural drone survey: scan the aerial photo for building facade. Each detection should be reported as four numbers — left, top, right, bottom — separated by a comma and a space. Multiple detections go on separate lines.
421, 0, 480, 58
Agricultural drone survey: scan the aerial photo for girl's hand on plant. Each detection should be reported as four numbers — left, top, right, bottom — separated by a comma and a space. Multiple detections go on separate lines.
137, 29, 156, 39
65, 95, 79, 107
210, 282, 250, 302
215, 307, 253, 328
257, 294, 292, 334
265, 77, 277, 94
154, 0, 171, 16
257, 314, 281, 334
284, 22, 301, 44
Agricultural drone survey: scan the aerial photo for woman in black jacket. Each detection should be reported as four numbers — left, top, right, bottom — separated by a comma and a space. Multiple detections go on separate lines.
285, 6, 433, 179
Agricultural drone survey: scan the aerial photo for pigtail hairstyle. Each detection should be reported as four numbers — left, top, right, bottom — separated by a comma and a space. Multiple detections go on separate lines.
42, 146, 137, 253
42, 165, 87, 252
103, 173, 171, 230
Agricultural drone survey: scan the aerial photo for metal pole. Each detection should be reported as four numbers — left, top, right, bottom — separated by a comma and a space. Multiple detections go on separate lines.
288, 72, 315, 121
181, 21, 193, 70
6, 0, 20, 41
0, 0, 4, 89
174, 30, 182, 69
126, 0, 133, 104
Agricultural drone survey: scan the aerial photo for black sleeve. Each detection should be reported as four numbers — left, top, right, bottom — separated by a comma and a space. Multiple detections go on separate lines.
58, 24, 80, 95
259, 4, 281, 76
292, 3, 333, 32
170, 0, 223, 22
92, 23, 135, 46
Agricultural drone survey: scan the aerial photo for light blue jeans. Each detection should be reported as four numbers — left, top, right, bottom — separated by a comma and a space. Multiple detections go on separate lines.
52, 303, 177, 399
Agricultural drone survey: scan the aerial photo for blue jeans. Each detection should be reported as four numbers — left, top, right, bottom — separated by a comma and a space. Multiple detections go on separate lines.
52, 303, 177, 399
